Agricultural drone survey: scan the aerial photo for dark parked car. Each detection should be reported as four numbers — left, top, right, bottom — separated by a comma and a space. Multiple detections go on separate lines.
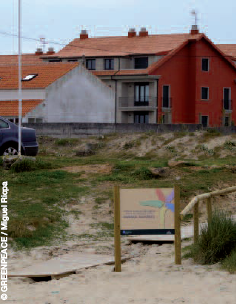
0, 116, 38, 156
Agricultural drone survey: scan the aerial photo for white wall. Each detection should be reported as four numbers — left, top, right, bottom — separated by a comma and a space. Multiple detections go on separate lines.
27, 65, 115, 123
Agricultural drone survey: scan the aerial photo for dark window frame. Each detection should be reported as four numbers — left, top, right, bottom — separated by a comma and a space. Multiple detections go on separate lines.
134, 57, 148, 69
162, 85, 170, 108
104, 58, 114, 70
201, 87, 209, 100
134, 112, 149, 124
86, 59, 96, 70
202, 58, 209, 72
201, 115, 209, 127
134, 83, 149, 105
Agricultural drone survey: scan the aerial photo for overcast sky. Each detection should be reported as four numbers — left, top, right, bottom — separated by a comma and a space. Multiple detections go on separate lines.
0, 0, 235, 55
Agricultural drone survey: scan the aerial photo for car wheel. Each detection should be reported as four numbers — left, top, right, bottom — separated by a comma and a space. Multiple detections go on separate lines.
3, 145, 18, 156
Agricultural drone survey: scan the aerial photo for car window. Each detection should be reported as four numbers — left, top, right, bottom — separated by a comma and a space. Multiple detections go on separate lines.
0, 119, 9, 129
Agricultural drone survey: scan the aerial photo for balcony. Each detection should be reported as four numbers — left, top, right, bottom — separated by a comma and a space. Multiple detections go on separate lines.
119, 96, 157, 111
223, 99, 232, 111
162, 97, 172, 110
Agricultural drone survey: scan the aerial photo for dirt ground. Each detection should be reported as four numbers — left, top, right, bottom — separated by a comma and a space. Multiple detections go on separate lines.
8, 194, 236, 304
8, 239, 236, 304
7, 132, 236, 303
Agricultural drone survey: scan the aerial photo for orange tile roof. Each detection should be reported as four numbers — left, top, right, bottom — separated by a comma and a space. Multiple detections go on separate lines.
0, 62, 78, 89
0, 54, 45, 66
216, 44, 236, 59
0, 99, 43, 116
50, 33, 202, 58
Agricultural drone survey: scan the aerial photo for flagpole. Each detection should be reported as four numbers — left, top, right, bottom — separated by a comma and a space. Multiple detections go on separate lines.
18, 0, 22, 156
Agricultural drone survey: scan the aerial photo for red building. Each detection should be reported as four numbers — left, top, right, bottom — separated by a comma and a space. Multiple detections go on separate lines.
148, 28, 236, 126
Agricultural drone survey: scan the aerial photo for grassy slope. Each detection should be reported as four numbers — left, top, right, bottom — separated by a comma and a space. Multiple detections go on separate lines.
1, 131, 236, 250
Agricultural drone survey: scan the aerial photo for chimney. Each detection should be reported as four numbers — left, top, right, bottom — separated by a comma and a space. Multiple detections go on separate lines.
80, 29, 88, 39
191, 24, 199, 35
139, 27, 148, 37
128, 28, 136, 38
35, 48, 43, 55
47, 47, 55, 55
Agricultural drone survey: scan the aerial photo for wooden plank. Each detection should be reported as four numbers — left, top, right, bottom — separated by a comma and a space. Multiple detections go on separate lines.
174, 185, 181, 265
181, 186, 236, 217
194, 202, 199, 244
206, 197, 212, 222
8, 253, 130, 278
114, 185, 121, 272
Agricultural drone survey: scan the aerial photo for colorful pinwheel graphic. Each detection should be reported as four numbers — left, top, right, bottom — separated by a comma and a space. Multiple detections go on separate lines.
139, 189, 174, 228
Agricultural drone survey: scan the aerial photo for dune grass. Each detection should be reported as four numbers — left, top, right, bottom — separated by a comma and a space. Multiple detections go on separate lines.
183, 210, 236, 272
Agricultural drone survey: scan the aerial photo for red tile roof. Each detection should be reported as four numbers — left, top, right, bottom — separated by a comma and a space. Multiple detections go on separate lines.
0, 99, 43, 116
0, 54, 45, 66
0, 62, 78, 89
216, 44, 236, 60
49, 33, 202, 58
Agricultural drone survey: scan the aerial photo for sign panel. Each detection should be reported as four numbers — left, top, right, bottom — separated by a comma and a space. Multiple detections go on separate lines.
120, 188, 175, 235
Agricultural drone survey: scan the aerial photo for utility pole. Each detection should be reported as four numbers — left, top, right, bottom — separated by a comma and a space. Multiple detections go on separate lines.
18, 0, 22, 156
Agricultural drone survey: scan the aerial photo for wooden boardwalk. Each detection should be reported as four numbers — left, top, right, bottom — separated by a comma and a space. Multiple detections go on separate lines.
9, 253, 129, 280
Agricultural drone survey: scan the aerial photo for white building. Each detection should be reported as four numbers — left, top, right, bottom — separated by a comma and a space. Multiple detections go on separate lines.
0, 58, 115, 123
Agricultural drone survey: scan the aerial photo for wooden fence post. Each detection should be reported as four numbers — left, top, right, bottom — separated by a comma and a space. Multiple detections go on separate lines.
206, 197, 212, 222
174, 185, 181, 265
114, 185, 121, 272
194, 202, 199, 245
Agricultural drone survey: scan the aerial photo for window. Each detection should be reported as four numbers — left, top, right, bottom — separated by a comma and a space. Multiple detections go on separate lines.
86, 59, 96, 70
0, 119, 9, 129
201, 87, 209, 100
104, 59, 114, 70
202, 58, 209, 71
22, 74, 38, 81
201, 116, 208, 127
48, 59, 62, 62
134, 112, 149, 123
223, 88, 231, 110
224, 116, 229, 127
162, 85, 170, 108
134, 57, 148, 69
134, 83, 149, 105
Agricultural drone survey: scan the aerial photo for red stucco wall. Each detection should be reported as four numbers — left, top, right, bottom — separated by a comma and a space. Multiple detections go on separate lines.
150, 36, 236, 126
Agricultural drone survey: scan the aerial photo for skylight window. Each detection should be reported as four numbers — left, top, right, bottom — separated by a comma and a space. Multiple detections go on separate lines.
22, 74, 38, 81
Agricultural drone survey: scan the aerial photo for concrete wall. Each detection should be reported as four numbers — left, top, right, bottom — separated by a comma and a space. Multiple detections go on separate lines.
25, 64, 115, 123
21, 122, 218, 138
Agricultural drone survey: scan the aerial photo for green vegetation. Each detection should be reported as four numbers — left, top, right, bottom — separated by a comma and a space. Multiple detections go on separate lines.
10, 157, 54, 173
55, 138, 80, 146
221, 249, 236, 273
1, 133, 236, 251
183, 210, 236, 272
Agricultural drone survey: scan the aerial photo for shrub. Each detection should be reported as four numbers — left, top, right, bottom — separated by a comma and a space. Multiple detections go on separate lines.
131, 167, 154, 180
183, 210, 236, 264
55, 138, 79, 146
0, 157, 3, 166
221, 249, 236, 273
10, 158, 54, 173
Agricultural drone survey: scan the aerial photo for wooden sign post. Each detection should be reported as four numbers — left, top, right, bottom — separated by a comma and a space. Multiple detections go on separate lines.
114, 185, 181, 271
114, 185, 121, 272
174, 185, 181, 264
